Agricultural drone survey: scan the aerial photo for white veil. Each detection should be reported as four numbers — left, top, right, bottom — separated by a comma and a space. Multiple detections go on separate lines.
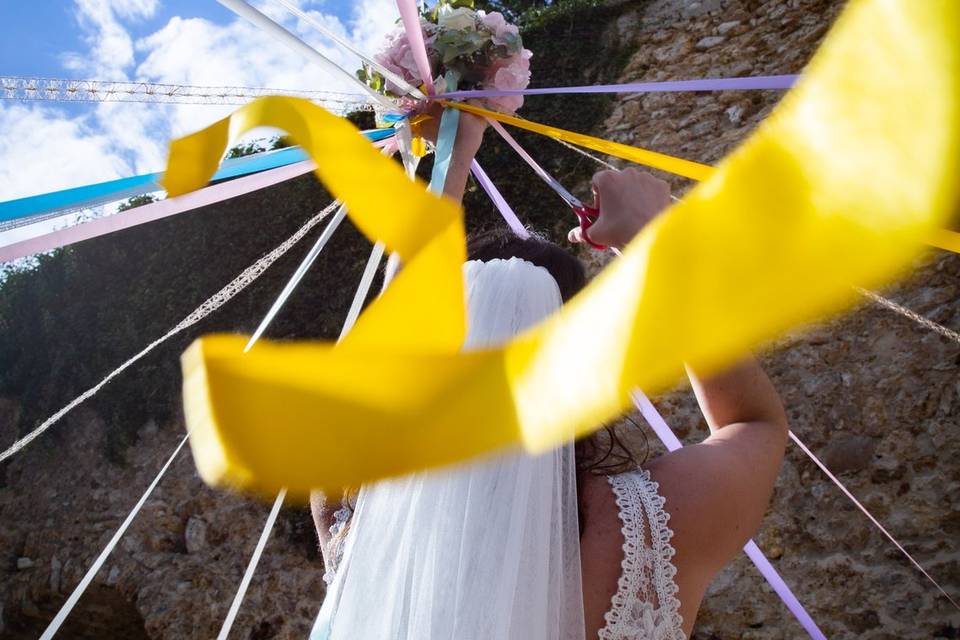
312, 257, 585, 640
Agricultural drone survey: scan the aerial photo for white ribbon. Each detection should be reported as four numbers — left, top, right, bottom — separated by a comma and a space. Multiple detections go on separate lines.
217, 0, 398, 110
39, 435, 190, 640
271, 0, 426, 100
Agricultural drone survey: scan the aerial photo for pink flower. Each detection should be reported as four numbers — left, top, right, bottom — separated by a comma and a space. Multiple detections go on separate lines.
485, 48, 532, 114
373, 20, 437, 94
480, 11, 519, 48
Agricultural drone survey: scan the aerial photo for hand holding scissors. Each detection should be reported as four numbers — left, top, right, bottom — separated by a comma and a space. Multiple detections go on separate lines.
568, 168, 672, 251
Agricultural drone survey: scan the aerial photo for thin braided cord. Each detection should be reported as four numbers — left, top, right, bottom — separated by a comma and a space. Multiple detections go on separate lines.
557, 144, 960, 324
559, 131, 959, 348
39, 434, 190, 639
552, 136, 682, 205
856, 287, 960, 344
554, 137, 617, 169
0, 200, 341, 464
563, 136, 957, 345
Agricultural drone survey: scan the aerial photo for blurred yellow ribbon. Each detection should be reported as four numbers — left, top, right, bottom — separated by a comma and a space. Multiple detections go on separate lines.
442, 100, 714, 182
443, 96, 959, 255
168, 0, 959, 498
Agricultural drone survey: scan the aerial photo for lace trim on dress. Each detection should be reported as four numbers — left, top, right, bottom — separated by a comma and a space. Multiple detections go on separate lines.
599, 469, 685, 640
322, 498, 355, 586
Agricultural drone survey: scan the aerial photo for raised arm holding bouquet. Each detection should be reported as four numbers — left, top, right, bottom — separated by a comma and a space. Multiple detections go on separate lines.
361, 1, 532, 113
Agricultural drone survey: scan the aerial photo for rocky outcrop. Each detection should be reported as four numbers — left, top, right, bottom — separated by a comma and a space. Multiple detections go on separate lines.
594, 0, 960, 638
0, 408, 323, 639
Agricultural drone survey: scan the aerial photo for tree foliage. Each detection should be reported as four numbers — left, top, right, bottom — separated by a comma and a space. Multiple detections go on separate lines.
118, 194, 159, 212
476, 0, 554, 21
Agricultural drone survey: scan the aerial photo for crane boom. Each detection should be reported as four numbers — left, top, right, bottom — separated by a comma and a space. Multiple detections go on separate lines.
0, 76, 373, 112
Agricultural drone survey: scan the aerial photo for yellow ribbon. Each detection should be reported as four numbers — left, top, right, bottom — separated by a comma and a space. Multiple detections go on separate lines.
442, 100, 714, 182
445, 94, 960, 256
164, 96, 466, 354
170, 0, 959, 499
928, 228, 960, 255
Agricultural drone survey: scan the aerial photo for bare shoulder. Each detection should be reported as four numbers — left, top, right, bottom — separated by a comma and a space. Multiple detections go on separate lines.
580, 466, 706, 638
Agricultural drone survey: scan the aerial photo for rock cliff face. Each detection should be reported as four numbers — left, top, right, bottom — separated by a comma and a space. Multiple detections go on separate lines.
594, 1, 960, 638
0, 409, 325, 639
1, 1, 958, 639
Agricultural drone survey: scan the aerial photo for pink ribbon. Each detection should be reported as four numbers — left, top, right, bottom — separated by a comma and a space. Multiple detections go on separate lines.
395, 0, 435, 95
0, 161, 315, 262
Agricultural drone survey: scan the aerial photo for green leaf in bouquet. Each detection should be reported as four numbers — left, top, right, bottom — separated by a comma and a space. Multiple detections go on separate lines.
443, 47, 463, 64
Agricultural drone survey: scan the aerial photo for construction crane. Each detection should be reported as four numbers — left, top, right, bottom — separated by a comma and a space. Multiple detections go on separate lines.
0, 76, 374, 112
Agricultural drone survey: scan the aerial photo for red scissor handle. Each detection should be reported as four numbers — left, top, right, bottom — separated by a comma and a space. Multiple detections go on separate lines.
573, 205, 606, 250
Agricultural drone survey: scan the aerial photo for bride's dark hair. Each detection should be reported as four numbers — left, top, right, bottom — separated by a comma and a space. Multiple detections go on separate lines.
467, 227, 585, 302
466, 228, 647, 477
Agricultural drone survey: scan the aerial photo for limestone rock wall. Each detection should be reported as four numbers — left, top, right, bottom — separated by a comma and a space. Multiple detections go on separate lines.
0, 409, 324, 639
594, 0, 960, 638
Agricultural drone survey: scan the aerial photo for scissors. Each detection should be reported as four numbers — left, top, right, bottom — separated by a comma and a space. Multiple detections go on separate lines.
502, 142, 605, 250
548, 179, 605, 251
478, 118, 608, 250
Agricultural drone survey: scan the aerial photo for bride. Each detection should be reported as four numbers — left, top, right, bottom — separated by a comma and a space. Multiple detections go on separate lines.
309, 111, 789, 639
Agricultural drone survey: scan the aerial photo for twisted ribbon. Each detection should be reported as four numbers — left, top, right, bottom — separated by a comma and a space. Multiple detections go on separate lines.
166, 0, 958, 498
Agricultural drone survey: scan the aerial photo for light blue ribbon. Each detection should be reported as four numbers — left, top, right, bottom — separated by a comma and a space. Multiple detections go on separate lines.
427, 72, 461, 195
1, 129, 395, 224
427, 107, 460, 195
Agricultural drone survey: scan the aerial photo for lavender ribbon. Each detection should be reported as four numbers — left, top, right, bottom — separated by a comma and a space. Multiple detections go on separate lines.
470, 160, 529, 238
631, 389, 827, 640
437, 74, 798, 100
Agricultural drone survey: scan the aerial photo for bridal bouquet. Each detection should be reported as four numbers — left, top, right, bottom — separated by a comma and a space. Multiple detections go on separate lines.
359, 0, 533, 114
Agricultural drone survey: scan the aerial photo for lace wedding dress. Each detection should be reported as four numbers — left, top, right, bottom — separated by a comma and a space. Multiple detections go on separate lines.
312, 257, 685, 640
599, 469, 685, 640
319, 466, 685, 640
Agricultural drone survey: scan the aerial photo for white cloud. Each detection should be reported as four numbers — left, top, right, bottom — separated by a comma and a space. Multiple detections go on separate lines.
92, 101, 171, 173
1, 0, 400, 204
133, 4, 385, 99
348, 0, 403, 60
0, 102, 132, 201
62, 0, 160, 78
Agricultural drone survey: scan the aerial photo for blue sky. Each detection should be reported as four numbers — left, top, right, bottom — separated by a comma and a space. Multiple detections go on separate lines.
0, 0, 398, 201
1, 1, 354, 78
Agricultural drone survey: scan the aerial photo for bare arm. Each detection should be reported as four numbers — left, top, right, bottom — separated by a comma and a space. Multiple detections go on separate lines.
650, 361, 788, 574
573, 168, 789, 623
414, 104, 487, 205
